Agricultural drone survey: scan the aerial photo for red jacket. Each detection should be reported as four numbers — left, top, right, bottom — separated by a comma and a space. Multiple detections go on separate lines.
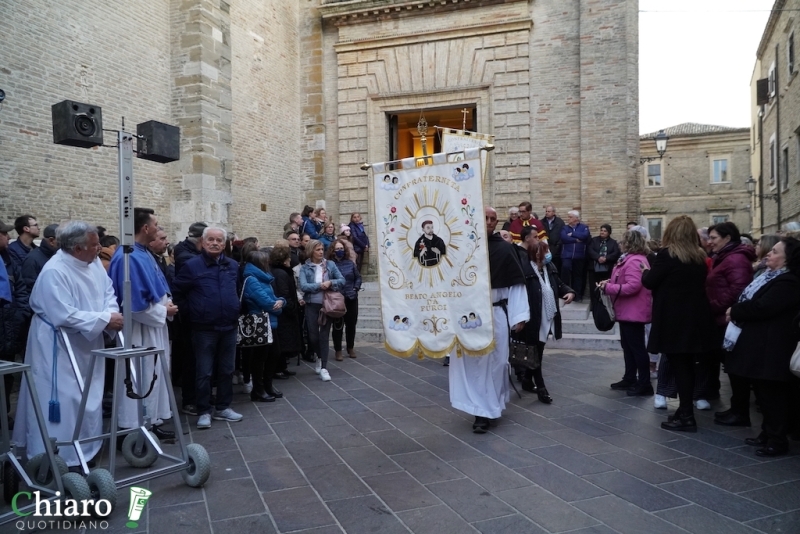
508, 217, 544, 244
706, 243, 756, 326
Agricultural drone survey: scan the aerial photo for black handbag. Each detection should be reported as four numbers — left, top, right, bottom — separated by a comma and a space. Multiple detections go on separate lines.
509, 337, 541, 370
591, 286, 617, 332
237, 277, 273, 347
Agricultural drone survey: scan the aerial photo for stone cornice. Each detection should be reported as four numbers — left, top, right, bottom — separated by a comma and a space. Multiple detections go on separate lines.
320, 0, 526, 26
334, 18, 530, 51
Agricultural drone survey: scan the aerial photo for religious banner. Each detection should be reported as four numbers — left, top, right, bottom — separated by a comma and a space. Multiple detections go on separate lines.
371, 148, 494, 359
440, 129, 495, 182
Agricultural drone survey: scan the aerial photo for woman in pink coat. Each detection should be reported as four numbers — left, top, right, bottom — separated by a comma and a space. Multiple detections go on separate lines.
599, 230, 653, 396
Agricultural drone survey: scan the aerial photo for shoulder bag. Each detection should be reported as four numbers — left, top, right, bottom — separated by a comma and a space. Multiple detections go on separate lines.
592, 285, 619, 332
237, 277, 273, 347
320, 262, 347, 322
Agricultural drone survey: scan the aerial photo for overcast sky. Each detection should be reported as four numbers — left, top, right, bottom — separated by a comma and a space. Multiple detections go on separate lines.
639, 0, 774, 135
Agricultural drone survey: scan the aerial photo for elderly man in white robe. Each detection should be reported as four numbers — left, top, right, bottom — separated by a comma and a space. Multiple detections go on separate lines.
109, 208, 178, 443
13, 221, 124, 467
449, 207, 529, 433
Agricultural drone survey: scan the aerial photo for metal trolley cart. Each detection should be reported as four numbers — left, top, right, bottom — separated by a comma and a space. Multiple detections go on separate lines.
0, 360, 102, 526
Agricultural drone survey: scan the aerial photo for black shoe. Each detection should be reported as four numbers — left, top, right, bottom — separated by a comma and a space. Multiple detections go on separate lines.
266, 387, 283, 399
714, 413, 751, 427
250, 391, 276, 403
610, 379, 636, 390
443, 356, 450, 367
152, 425, 176, 443
714, 408, 733, 419
472, 416, 489, 434
521, 380, 536, 393
755, 444, 789, 457
627, 384, 654, 397
661, 415, 697, 433
273, 372, 291, 380
282, 369, 297, 377
537, 388, 553, 404
745, 432, 768, 447
301, 353, 316, 363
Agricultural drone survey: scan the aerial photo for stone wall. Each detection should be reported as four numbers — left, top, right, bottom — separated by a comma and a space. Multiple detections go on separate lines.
0, 0, 173, 234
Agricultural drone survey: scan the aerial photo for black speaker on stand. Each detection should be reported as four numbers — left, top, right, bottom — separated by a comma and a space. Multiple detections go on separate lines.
52, 100, 103, 148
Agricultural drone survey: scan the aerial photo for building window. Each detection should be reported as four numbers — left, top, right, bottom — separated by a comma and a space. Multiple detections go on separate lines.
789, 32, 795, 75
769, 134, 777, 189
646, 218, 663, 240
711, 157, 729, 183
769, 62, 776, 98
646, 162, 662, 187
783, 145, 790, 191
711, 214, 730, 225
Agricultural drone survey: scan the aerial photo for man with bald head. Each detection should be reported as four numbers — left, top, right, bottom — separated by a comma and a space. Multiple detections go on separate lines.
448, 207, 529, 433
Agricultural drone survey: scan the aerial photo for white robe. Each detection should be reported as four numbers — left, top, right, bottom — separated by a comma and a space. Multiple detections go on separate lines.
449, 285, 529, 419
116, 294, 172, 428
13, 251, 118, 466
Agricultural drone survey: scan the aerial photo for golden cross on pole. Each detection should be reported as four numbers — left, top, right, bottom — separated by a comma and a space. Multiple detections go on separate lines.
461, 108, 469, 131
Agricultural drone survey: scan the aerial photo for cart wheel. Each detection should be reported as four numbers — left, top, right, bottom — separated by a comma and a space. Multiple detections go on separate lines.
121, 431, 160, 468
61, 472, 91, 501
180, 443, 211, 488
25, 453, 69, 488
3, 461, 19, 504
85, 468, 117, 514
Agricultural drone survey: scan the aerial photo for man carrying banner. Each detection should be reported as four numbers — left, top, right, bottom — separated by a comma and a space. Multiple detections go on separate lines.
449, 207, 529, 433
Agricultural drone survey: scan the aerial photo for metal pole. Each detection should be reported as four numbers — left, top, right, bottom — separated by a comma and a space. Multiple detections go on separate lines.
118, 130, 135, 349
775, 44, 783, 232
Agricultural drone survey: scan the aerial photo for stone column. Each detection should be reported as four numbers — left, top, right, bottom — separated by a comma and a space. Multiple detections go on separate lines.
170, 0, 234, 239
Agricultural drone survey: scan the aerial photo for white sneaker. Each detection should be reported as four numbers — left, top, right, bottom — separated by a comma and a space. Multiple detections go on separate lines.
243, 381, 253, 394
654, 394, 667, 409
319, 369, 331, 382
315, 359, 322, 375
212, 408, 243, 422
197, 413, 211, 429
232, 373, 239, 385
694, 399, 711, 410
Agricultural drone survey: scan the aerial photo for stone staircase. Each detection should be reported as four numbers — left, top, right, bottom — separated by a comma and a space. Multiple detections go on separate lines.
355, 282, 622, 351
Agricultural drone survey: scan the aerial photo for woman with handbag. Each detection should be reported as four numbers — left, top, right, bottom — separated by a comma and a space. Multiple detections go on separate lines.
723, 237, 800, 456
328, 239, 361, 362
598, 230, 652, 396
241, 250, 286, 402
641, 216, 715, 432
299, 240, 345, 382
513, 228, 575, 403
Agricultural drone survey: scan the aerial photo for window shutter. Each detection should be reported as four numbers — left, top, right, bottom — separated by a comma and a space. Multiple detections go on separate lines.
757, 78, 770, 105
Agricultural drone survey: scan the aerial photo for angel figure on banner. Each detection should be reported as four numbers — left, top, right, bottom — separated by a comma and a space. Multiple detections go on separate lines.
452, 163, 475, 182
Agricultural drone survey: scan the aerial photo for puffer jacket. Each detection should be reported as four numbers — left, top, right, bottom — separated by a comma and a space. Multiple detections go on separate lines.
706, 242, 756, 326
331, 257, 361, 300
0, 250, 31, 357
301, 217, 322, 240
560, 223, 591, 259
241, 263, 284, 329
604, 254, 652, 323
171, 250, 240, 331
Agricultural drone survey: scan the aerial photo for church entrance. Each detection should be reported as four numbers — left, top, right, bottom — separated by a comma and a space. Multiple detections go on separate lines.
388, 106, 476, 163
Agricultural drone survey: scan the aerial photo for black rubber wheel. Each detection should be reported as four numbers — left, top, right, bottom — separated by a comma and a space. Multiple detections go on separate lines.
180, 443, 211, 488
121, 431, 160, 468
25, 453, 69, 489
61, 472, 91, 501
3, 461, 19, 504
85, 468, 117, 515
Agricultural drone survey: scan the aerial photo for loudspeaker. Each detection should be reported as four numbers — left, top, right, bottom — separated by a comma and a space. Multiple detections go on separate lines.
52, 100, 103, 148
137, 121, 180, 163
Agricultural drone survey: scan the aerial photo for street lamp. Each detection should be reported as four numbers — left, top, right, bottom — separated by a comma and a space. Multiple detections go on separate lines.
745, 176, 779, 201
640, 129, 669, 164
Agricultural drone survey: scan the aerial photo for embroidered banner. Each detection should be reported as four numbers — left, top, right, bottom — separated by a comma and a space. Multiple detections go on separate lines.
371, 148, 494, 359
441, 129, 494, 181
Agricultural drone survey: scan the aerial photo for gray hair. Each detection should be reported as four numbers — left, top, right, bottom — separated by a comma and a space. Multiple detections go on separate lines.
629, 225, 650, 240
202, 226, 227, 240
57, 221, 98, 252
567, 210, 580, 219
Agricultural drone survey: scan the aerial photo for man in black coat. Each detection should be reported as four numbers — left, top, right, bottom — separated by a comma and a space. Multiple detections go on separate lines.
542, 205, 565, 273
21, 223, 59, 293
0, 221, 32, 410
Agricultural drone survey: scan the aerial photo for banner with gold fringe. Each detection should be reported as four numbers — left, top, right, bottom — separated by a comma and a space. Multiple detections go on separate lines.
370, 148, 494, 359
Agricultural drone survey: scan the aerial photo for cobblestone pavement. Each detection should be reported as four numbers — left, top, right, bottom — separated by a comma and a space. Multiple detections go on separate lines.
5, 345, 800, 534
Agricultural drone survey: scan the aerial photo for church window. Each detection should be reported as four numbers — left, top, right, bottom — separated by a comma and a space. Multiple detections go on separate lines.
646, 163, 662, 187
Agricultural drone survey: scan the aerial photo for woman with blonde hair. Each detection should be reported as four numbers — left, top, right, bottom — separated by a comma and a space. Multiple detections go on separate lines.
642, 216, 715, 432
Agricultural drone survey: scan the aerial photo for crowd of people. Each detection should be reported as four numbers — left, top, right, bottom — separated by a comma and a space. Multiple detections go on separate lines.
2, 204, 800, 460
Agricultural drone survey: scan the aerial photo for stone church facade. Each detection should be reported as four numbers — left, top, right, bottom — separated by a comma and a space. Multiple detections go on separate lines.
0, 0, 638, 244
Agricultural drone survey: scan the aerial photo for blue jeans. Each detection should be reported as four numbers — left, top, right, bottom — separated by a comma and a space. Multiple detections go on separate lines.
192, 329, 236, 415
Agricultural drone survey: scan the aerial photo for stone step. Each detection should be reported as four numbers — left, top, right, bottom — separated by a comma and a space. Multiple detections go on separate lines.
559, 302, 591, 321
548, 333, 621, 351
355, 328, 385, 343
561, 319, 618, 336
